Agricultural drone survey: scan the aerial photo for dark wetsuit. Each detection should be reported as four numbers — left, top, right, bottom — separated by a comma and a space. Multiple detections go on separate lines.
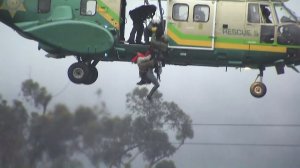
128, 5, 156, 44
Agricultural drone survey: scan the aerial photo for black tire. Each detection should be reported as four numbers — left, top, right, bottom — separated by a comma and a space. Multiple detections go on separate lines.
84, 66, 98, 85
250, 82, 267, 98
68, 62, 90, 84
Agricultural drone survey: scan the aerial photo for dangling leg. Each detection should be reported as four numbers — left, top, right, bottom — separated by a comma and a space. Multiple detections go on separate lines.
146, 68, 159, 100
137, 71, 148, 85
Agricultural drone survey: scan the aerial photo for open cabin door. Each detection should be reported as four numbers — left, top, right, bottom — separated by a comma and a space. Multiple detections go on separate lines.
167, 0, 216, 50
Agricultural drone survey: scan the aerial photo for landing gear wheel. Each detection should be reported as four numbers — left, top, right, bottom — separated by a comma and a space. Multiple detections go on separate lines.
68, 62, 90, 84
250, 82, 267, 98
84, 66, 98, 85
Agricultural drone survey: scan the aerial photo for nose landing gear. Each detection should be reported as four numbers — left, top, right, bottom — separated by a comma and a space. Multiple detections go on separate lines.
250, 67, 267, 98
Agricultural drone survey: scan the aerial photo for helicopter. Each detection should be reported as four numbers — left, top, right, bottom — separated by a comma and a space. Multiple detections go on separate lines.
0, 0, 300, 98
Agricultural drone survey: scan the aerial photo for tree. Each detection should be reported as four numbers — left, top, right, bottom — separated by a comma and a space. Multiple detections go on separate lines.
21, 79, 52, 114
0, 98, 29, 168
80, 87, 193, 168
51, 156, 84, 168
126, 87, 194, 168
155, 160, 176, 168
28, 104, 77, 167
1, 80, 193, 168
79, 114, 136, 168
99, 116, 135, 168
72, 105, 105, 168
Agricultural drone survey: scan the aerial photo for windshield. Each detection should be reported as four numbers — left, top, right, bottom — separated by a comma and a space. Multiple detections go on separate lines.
274, 3, 297, 23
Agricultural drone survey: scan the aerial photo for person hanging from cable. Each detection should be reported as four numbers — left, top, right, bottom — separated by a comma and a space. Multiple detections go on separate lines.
131, 48, 159, 101
131, 23, 166, 85
131, 50, 152, 85
131, 25, 167, 100
149, 22, 167, 69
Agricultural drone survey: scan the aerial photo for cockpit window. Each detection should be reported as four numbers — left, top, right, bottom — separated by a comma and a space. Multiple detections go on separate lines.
248, 3, 260, 23
80, 0, 97, 16
248, 3, 273, 24
274, 4, 297, 23
276, 4, 300, 45
260, 5, 273, 24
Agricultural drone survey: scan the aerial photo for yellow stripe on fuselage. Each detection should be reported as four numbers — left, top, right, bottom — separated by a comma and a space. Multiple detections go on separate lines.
167, 30, 212, 48
215, 42, 249, 50
216, 42, 287, 53
167, 30, 287, 53
249, 45, 286, 53
97, 6, 119, 30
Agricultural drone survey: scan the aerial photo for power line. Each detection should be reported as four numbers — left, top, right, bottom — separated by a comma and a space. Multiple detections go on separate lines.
144, 140, 300, 148
190, 123, 300, 127
175, 142, 300, 148
167, 123, 300, 148
53, 81, 70, 97
164, 123, 300, 148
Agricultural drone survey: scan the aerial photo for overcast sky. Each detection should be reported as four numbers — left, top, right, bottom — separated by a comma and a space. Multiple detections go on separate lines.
1, 0, 300, 168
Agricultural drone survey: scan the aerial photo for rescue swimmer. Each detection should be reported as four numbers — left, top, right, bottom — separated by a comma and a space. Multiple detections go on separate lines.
131, 24, 167, 100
